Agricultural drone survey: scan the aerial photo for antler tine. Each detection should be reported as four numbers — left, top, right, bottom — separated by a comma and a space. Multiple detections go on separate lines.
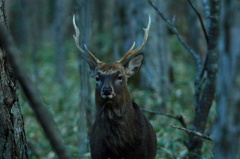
119, 16, 151, 64
73, 15, 84, 53
72, 15, 100, 63
84, 44, 101, 63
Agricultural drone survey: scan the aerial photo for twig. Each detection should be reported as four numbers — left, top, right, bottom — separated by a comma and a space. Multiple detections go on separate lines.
188, 0, 209, 101
187, 0, 209, 44
148, 0, 202, 70
171, 125, 212, 141
142, 108, 187, 128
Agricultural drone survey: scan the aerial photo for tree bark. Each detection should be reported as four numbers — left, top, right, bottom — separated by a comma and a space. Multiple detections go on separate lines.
187, 0, 220, 158
143, 0, 170, 110
0, 49, 29, 159
0, 23, 72, 159
0, 3, 29, 158
54, 0, 70, 84
214, 0, 240, 158
76, 0, 93, 156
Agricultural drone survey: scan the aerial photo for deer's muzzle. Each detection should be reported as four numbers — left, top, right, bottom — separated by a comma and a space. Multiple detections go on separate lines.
101, 86, 115, 99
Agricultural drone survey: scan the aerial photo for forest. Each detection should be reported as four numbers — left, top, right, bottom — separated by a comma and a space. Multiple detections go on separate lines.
0, 0, 240, 159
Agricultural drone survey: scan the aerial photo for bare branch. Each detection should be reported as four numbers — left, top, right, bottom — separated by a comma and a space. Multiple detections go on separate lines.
148, 0, 202, 71
188, 0, 210, 100
171, 125, 212, 141
142, 108, 187, 128
187, 0, 209, 44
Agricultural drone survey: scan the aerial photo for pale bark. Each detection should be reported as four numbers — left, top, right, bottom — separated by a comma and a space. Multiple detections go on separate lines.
76, 0, 93, 156
214, 0, 240, 158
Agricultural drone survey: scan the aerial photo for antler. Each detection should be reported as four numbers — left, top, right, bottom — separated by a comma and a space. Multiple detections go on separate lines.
73, 15, 100, 64
118, 16, 151, 64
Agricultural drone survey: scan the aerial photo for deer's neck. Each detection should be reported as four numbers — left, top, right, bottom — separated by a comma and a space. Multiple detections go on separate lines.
95, 86, 141, 151
95, 87, 133, 118
96, 98, 140, 154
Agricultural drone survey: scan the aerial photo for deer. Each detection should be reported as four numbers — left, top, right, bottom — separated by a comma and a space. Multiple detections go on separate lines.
73, 15, 157, 159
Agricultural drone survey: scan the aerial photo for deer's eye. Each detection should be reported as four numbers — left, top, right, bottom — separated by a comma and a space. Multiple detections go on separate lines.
117, 75, 123, 81
95, 76, 100, 81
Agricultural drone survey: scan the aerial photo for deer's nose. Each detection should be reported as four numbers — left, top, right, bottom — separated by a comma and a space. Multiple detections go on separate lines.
102, 86, 112, 95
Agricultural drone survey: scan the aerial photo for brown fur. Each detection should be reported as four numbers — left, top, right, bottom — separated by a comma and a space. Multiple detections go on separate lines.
90, 62, 157, 159
73, 15, 155, 158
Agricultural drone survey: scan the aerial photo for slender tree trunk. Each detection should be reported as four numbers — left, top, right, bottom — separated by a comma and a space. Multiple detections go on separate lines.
128, 0, 170, 110
54, 0, 70, 84
76, 0, 93, 156
18, 0, 42, 82
0, 49, 29, 159
112, 0, 122, 61
143, 0, 170, 110
93, 0, 106, 50
214, 0, 240, 158
187, 0, 220, 158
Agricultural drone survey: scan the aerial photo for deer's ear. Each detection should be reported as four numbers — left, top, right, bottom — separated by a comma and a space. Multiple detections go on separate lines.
123, 53, 144, 78
86, 60, 98, 78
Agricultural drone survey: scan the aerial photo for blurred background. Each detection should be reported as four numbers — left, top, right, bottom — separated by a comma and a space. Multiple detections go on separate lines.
4, 0, 215, 158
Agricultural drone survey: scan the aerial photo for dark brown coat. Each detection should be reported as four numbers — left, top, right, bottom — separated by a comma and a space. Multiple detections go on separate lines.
73, 15, 156, 159
90, 100, 157, 159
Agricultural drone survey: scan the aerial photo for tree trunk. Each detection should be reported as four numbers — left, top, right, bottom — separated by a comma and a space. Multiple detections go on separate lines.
0, 3, 28, 158
0, 24, 72, 159
76, 0, 93, 156
143, 0, 170, 110
187, 0, 220, 158
18, 0, 44, 82
214, 0, 240, 158
0, 49, 29, 159
54, 0, 70, 84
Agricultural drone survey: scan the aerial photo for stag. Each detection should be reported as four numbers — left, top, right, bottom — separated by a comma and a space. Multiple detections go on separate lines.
73, 15, 157, 159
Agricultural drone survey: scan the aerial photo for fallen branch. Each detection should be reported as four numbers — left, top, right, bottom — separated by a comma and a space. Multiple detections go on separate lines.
142, 108, 187, 128
171, 125, 212, 141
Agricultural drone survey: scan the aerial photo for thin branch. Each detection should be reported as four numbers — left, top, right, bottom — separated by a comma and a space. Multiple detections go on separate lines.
187, 0, 209, 44
142, 108, 187, 128
188, 0, 210, 102
148, 0, 202, 71
0, 24, 72, 159
171, 125, 212, 141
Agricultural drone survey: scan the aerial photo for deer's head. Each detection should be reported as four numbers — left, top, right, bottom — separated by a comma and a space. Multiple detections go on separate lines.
73, 15, 151, 107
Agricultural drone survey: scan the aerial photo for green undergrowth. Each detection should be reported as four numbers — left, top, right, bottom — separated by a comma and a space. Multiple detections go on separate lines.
19, 39, 215, 159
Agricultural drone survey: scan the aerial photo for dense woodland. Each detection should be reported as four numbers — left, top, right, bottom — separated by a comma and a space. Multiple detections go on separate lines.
0, 0, 240, 158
